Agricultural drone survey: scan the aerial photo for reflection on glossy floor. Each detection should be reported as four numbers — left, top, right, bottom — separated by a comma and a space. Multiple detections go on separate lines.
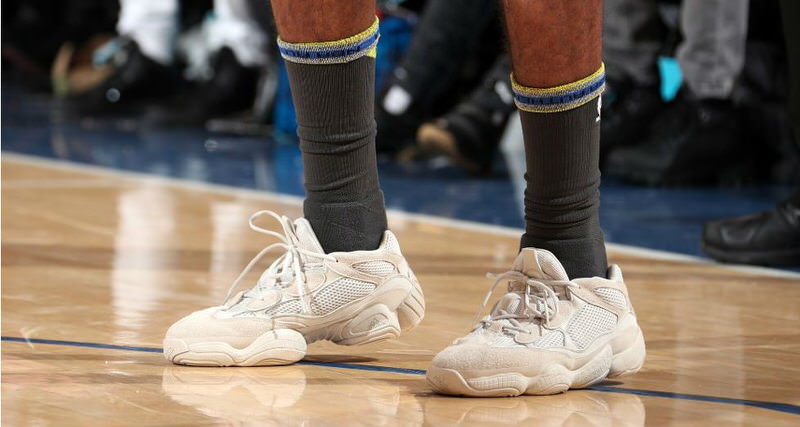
3, 155, 800, 426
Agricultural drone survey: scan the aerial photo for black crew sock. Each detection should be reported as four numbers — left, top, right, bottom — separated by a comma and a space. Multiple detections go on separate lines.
286, 56, 387, 253
519, 99, 608, 278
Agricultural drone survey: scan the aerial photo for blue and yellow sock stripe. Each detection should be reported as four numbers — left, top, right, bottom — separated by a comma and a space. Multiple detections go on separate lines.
277, 17, 379, 64
511, 63, 605, 113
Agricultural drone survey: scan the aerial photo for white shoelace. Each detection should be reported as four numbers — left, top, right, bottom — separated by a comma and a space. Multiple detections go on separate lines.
222, 210, 335, 313
473, 270, 578, 334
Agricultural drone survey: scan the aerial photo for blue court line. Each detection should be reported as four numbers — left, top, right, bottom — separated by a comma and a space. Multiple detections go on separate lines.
297, 360, 425, 376
3, 336, 798, 416
2, 336, 164, 354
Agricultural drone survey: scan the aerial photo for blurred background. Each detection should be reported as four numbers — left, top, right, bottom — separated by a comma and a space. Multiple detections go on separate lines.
2, 0, 799, 268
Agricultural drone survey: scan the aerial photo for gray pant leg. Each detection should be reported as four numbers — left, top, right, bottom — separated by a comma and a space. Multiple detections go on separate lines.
603, 0, 662, 86
678, 0, 749, 99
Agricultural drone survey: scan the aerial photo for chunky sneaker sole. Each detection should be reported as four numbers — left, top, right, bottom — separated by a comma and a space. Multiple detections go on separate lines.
426, 318, 645, 396
164, 278, 424, 367
164, 329, 307, 367
164, 211, 425, 367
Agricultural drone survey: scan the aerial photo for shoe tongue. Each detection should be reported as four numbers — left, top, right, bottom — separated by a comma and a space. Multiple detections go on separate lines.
292, 218, 325, 255
512, 248, 570, 281
485, 249, 570, 324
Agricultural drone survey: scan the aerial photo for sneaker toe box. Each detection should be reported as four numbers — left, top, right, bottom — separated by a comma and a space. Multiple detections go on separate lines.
430, 343, 557, 374
164, 306, 274, 345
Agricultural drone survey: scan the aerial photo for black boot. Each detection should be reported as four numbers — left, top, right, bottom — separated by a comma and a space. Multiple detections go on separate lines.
414, 55, 514, 175
600, 78, 663, 166
145, 47, 261, 127
605, 91, 756, 186
64, 38, 178, 117
702, 191, 800, 266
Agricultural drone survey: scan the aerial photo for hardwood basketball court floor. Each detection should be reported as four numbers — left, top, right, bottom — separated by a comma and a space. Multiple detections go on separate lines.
2, 154, 799, 426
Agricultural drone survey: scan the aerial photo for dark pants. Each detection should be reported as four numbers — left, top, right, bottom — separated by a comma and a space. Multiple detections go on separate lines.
780, 0, 800, 144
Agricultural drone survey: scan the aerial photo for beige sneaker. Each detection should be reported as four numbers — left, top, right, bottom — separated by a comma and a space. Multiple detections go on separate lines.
164, 210, 425, 366
427, 248, 645, 397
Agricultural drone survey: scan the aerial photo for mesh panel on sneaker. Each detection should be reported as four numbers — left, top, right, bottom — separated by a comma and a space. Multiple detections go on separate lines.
264, 299, 303, 316
594, 287, 628, 311
310, 278, 375, 315
383, 233, 401, 253
352, 260, 395, 277
566, 304, 617, 349
531, 330, 565, 348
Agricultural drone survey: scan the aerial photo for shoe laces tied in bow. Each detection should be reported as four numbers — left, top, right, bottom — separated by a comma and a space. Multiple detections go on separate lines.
222, 210, 335, 314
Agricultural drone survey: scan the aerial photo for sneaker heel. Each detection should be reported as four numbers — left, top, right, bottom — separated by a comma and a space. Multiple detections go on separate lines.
610, 327, 646, 377
333, 304, 401, 346
397, 280, 425, 332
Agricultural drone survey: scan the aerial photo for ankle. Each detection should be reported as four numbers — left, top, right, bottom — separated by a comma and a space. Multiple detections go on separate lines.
520, 233, 608, 279
304, 192, 387, 253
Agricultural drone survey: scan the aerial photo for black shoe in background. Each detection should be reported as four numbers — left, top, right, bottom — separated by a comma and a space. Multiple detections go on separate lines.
376, 0, 502, 155
413, 55, 514, 175
600, 78, 663, 166
413, 103, 506, 176
145, 48, 261, 128
605, 91, 754, 186
702, 191, 800, 266
375, 76, 430, 155
63, 38, 178, 117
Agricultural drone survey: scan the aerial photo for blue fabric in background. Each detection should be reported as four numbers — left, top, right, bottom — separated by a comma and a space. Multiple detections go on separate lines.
659, 57, 683, 101
374, 15, 414, 92
273, 58, 297, 137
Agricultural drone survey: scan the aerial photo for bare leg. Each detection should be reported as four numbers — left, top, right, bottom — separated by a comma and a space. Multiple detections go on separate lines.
271, 0, 373, 42
504, 0, 602, 86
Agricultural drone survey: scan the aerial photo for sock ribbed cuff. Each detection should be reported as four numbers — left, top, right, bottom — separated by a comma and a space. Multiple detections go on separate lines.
277, 17, 379, 64
511, 63, 606, 113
